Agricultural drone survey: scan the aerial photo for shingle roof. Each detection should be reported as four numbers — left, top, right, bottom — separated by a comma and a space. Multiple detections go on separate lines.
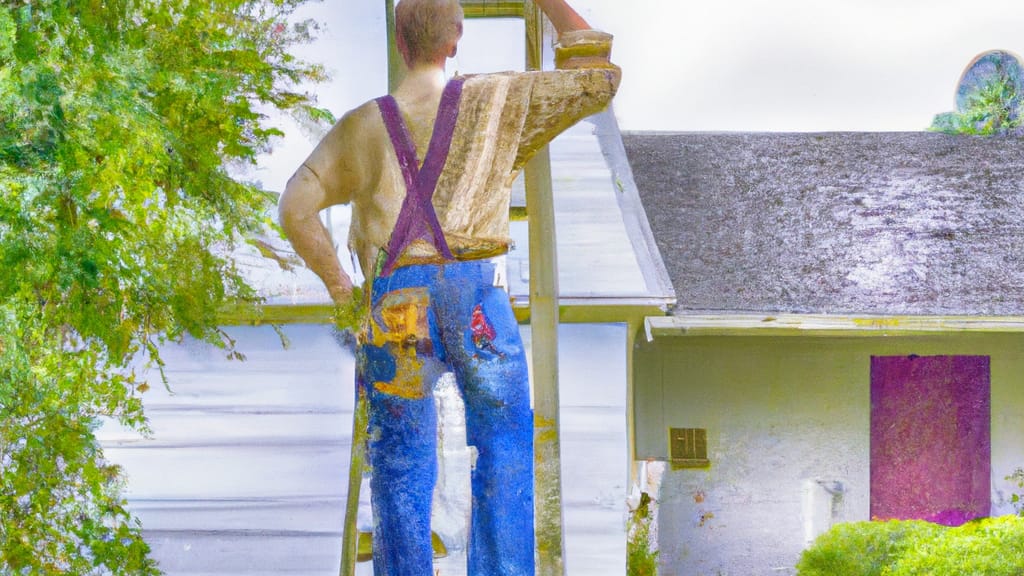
622, 132, 1024, 316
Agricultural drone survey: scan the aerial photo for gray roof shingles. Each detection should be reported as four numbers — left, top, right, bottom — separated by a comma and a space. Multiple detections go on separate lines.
622, 132, 1024, 316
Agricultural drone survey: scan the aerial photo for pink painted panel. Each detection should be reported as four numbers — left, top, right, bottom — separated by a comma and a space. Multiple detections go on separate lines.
870, 355, 990, 526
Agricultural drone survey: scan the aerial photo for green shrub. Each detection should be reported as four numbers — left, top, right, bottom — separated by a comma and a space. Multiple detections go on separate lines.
797, 517, 1024, 576
796, 520, 945, 576
627, 492, 659, 576
892, 516, 1024, 576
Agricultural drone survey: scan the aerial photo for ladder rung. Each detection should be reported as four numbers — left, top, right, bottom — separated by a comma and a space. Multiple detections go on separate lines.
460, 1, 525, 18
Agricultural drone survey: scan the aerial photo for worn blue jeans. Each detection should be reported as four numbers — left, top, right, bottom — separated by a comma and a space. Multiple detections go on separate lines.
357, 260, 534, 576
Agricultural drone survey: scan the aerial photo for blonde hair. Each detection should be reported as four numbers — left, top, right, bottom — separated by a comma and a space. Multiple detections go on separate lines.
395, 0, 464, 65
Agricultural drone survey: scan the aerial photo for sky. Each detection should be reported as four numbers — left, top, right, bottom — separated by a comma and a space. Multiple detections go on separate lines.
595, 0, 1024, 133
253, 0, 1024, 191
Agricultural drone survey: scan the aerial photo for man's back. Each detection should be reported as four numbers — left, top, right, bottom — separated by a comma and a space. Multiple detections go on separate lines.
333, 62, 620, 279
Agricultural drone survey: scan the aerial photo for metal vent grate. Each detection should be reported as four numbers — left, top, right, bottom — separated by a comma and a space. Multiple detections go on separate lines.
669, 427, 710, 469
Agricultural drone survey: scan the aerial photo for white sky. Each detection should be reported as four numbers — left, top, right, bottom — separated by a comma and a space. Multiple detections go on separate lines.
254, 0, 1024, 190
584, 0, 1024, 132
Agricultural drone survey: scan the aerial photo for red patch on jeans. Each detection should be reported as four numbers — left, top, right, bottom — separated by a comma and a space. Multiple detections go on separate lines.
470, 304, 502, 357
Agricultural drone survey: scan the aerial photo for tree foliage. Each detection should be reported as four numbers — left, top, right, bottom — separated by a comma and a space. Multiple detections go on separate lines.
796, 520, 945, 576
0, 1, 328, 572
931, 54, 1024, 136
931, 77, 1024, 136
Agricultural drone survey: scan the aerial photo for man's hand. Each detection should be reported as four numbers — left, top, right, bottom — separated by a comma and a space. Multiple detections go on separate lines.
328, 277, 355, 307
332, 284, 366, 332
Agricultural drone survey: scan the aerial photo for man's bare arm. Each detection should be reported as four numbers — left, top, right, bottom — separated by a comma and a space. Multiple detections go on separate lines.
279, 166, 354, 304
278, 116, 362, 305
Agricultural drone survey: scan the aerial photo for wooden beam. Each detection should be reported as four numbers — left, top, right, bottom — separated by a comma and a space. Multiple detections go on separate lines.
527, 148, 566, 576
645, 314, 1024, 339
218, 303, 335, 326
339, 389, 368, 576
385, 0, 405, 92
461, 1, 525, 19
522, 3, 567, 575
219, 301, 670, 327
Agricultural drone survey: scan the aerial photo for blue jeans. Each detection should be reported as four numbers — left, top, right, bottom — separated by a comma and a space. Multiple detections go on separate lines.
357, 260, 534, 576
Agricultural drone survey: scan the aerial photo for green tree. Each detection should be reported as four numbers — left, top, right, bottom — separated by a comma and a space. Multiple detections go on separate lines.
931, 76, 1024, 135
0, 1, 329, 572
931, 54, 1024, 136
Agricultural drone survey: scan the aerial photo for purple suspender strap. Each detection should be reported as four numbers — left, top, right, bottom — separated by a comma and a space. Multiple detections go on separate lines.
376, 77, 465, 277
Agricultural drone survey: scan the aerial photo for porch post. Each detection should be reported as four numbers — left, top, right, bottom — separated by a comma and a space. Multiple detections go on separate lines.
524, 3, 567, 574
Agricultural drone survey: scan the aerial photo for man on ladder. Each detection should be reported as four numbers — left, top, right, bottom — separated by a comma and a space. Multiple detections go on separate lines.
278, 1, 619, 573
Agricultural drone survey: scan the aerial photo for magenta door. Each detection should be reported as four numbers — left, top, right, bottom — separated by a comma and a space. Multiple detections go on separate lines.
870, 355, 991, 526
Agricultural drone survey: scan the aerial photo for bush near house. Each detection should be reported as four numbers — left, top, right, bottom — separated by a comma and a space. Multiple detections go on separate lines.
797, 516, 1024, 576
795, 520, 944, 576
893, 516, 1024, 576
627, 491, 659, 576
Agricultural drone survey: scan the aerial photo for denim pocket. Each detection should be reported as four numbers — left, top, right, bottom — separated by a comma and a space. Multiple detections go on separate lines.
366, 287, 434, 399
